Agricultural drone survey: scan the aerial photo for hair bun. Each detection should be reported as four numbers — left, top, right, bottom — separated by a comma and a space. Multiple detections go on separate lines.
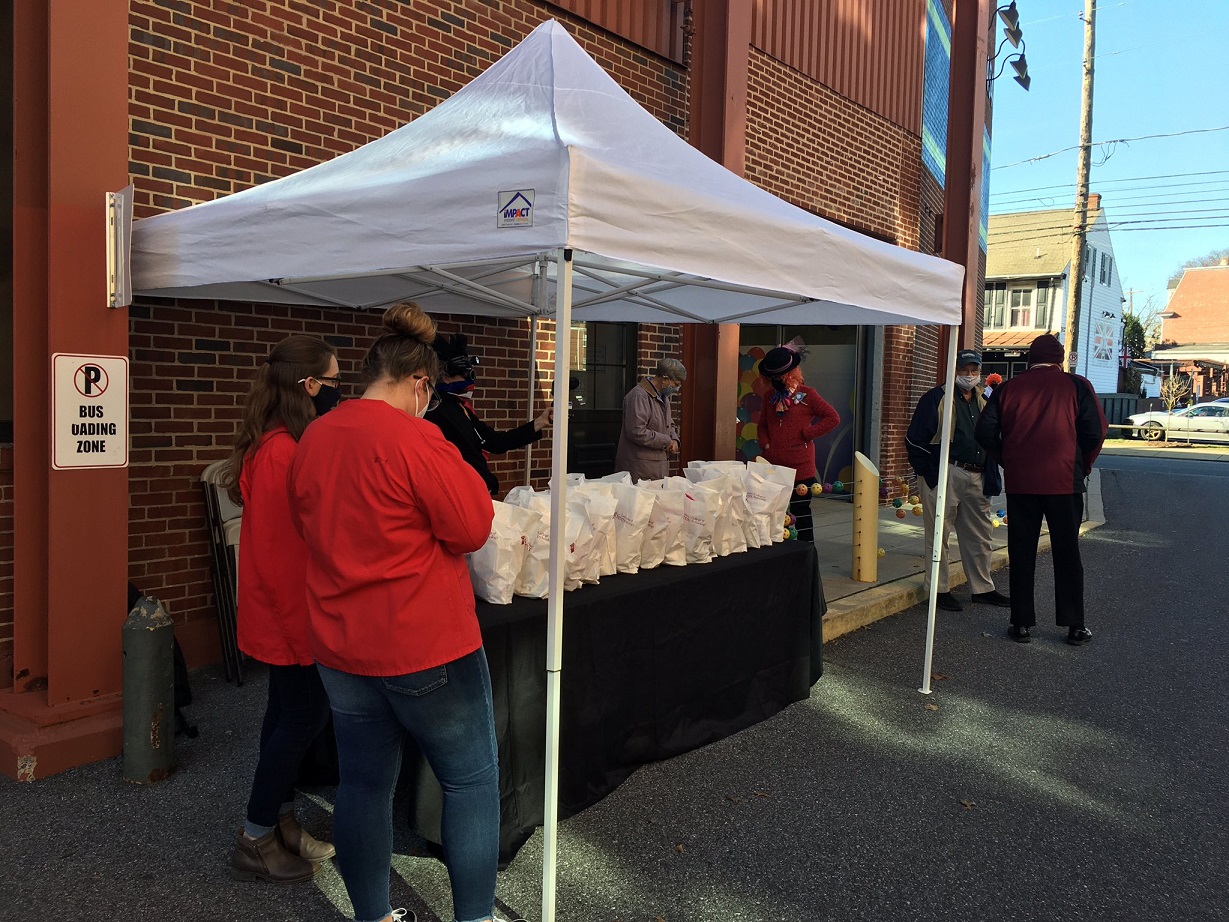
382, 301, 436, 343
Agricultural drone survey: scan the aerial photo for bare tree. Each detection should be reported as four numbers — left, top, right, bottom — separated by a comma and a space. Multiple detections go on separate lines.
1160, 373, 1191, 413
1167, 247, 1229, 287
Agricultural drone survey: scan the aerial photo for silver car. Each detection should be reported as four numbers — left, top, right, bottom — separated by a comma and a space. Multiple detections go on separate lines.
1127, 403, 1229, 442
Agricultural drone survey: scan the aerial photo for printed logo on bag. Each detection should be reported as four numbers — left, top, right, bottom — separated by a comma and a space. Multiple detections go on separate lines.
497, 190, 534, 227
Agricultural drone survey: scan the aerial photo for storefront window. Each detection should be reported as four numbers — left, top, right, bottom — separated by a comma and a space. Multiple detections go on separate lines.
566, 322, 638, 477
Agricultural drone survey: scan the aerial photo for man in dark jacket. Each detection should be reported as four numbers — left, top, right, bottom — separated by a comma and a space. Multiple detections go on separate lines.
426, 332, 551, 495
905, 349, 1009, 612
975, 333, 1108, 645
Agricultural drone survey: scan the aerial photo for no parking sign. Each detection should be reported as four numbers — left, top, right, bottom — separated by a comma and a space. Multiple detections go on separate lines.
52, 354, 129, 470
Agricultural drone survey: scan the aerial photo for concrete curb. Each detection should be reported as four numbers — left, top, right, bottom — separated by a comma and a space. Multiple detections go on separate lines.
823, 470, 1106, 643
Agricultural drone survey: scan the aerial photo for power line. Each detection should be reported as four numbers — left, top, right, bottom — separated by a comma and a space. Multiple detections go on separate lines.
991, 125, 1229, 170
991, 170, 1229, 201
990, 199, 1229, 223
992, 192, 1229, 214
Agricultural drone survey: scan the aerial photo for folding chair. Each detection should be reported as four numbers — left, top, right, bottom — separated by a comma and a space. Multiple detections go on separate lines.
200, 459, 245, 684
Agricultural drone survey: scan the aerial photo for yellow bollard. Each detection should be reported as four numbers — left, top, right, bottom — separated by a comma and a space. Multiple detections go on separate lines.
851, 451, 879, 582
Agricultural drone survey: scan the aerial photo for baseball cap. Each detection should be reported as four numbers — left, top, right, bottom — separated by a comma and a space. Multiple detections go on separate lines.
956, 349, 982, 367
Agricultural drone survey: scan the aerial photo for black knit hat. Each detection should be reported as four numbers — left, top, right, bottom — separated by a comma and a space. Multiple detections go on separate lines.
759, 346, 802, 377
1027, 333, 1064, 366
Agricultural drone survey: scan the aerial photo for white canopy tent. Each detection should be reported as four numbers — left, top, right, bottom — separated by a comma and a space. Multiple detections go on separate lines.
132, 19, 964, 920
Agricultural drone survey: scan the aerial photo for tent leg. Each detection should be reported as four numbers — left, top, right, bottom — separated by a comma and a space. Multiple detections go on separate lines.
542, 248, 573, 922
525, 315, 538, 487
920, 327, 960, 695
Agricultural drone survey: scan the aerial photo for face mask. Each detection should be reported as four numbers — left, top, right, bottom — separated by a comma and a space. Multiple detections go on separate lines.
770, 376, 788, 393
414, 380, 432, 419
956, 375, 981, 391
310, 383, 341, 417
438, 379, 475, 396
661, 386, 679, 399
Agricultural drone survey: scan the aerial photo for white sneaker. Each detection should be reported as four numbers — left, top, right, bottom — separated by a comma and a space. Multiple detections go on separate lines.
388, 910, 415, 922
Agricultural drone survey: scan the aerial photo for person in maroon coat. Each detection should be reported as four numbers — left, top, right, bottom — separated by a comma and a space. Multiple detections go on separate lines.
975, 333, 1108, 646
757, 344, 840, 541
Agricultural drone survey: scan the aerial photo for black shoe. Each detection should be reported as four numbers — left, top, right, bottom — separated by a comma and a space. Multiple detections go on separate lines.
1007, 624, 1031, 643
1067, 627, 1092, 646
936, 592, 963, 612
971, 590, 1012, 607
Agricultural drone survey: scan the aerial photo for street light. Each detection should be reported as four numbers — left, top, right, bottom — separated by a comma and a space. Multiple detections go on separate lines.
989, 3, 1031, 92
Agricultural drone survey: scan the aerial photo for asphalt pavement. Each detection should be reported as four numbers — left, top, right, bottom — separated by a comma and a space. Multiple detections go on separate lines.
3, 455, 1227, 922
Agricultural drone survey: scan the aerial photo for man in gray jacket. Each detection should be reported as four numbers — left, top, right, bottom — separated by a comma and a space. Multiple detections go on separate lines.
614, 358, 686, 481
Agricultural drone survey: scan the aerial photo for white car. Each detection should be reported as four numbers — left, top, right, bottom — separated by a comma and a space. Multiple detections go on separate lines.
1127, 403, 1229, 443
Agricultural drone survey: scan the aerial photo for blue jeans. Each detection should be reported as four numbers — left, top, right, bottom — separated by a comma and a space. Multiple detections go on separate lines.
246, 663, 332, 827
317, 648, 499, 922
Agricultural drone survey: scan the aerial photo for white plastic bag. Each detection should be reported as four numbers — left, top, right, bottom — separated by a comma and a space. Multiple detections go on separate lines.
468, 501, 542, 604
749, 459, 797, 543
504, 487, 552, 598
609, 482, 656, 573
673, 479, 717, 567
687, 471, 749, 555
573, 484, 620, 577
638, 482, 686, 569
745, 467, 793, 545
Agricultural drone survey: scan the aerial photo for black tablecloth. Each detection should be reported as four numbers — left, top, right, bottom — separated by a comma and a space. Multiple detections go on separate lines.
401, 539, 825, 862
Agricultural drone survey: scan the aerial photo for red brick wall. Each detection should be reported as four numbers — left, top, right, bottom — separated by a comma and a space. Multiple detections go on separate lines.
124, 0, 687, 666
744, 49, 934, 482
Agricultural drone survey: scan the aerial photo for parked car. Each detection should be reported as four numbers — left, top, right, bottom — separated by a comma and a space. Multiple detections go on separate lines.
1214, 396, 1229, 404
1127, 403, 1229, 443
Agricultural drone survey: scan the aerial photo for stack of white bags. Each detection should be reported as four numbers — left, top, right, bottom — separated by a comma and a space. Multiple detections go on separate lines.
467, 459, 800, 604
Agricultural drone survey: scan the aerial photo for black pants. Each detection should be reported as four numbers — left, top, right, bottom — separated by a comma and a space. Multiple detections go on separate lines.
1006, 493, 1085, 628
246, 663, 332, 827
791, 477, 819, 543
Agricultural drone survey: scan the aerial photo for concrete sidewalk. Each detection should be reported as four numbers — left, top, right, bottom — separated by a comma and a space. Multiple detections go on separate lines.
812, 468, 1104, 642
812, 437, 1228, 639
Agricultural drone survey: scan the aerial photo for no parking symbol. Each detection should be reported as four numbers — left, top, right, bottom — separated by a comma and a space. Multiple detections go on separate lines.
74, 363, 110, 398
52, 354, 129, 470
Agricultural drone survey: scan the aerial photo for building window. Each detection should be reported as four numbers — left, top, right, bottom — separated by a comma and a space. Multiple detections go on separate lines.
1034, 282, 1050, 329
1100, 253, 1113, 285
1084, 244, 1096, 280
1010, 288, 1032, 328
983, 282, 1006, 329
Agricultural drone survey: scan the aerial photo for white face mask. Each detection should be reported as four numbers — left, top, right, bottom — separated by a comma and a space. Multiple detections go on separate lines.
956, 374, 981, 391
413, 379, 430, 418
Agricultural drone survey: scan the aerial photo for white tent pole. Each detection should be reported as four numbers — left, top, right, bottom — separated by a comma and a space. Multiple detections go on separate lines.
920, 327, 960, 695
541, 247, 573, 922
525, 314, 539, 486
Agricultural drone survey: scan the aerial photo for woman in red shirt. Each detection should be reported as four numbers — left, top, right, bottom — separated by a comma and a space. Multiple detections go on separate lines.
222, 335, 341, 884
757, 344, 841, 541
288, 302, 497, 922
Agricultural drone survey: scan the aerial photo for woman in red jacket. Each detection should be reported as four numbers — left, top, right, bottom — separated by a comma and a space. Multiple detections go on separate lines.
757, 344, 841, 541
222, 335, 341, 884
288, 302, 498, 922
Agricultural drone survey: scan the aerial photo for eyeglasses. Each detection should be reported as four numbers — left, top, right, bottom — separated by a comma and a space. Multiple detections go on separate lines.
412, 375, 441, 413
299, 375, 342, 389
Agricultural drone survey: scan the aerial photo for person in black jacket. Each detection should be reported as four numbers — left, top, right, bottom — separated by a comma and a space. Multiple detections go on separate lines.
425, 332, 551, 494
904, 349, 1010, 613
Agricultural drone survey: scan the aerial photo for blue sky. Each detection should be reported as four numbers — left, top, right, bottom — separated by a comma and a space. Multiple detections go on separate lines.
987, 0, 1229, 315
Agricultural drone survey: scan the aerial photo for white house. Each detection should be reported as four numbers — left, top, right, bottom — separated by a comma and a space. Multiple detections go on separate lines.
982, 193, 1125, 394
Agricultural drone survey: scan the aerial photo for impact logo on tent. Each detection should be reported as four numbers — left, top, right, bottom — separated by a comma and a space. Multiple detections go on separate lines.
498, 190, 534, 227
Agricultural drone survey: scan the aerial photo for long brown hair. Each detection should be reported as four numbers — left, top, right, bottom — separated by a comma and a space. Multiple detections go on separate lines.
362, 301, 441, 384
221, 335, 338, 504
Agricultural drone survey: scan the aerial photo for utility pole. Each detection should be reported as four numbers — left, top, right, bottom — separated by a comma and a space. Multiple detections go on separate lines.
1064, 0, 1096, 373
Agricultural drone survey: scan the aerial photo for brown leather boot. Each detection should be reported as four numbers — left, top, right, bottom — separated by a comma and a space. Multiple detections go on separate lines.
229, 828, 318, 883
277, 812, 336, 861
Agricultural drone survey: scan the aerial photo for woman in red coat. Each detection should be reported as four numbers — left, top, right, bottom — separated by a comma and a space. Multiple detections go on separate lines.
222, 335, 342, 884
288, 302, 498, 922
757, 344, 841, 541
